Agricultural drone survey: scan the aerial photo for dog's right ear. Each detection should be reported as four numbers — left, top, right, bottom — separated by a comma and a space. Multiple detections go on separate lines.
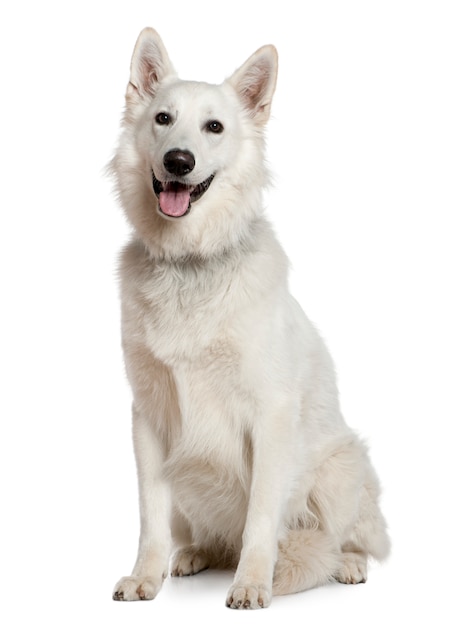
227, 45, 278, 125
126, 28, 176, 104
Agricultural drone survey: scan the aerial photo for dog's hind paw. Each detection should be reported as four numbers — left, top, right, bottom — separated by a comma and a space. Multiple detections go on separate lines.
171, 546, 210, 577
335, 551, 368, 585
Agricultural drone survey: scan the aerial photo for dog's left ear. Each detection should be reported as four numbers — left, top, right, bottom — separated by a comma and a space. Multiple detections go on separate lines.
227, 45, 278, 125
127, 27, 176, 104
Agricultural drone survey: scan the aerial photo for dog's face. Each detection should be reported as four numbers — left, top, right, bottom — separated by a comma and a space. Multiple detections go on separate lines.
113, 28, 278, 258
141, 80, 242, 220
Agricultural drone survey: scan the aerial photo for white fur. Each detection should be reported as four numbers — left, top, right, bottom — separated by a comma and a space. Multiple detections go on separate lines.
111, 27, 389, 610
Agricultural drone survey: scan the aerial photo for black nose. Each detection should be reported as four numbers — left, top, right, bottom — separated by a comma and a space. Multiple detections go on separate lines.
163, 149, 195, 176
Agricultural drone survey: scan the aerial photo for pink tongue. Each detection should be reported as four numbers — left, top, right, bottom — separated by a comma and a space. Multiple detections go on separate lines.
159, 188, 191, 217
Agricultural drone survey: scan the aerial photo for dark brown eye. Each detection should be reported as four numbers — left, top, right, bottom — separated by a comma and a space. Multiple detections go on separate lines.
206, 120, 224, 134
155, 112, 171, 125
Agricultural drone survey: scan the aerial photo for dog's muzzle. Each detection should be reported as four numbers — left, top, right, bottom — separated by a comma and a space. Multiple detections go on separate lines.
152, 149, 215, 218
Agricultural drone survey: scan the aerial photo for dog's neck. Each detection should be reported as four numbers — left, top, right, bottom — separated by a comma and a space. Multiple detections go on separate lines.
143, 215, 269, 268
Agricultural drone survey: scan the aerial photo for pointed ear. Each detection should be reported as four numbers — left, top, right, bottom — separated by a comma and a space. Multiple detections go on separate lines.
227, 45, 278, 124
127, 27, 176, 103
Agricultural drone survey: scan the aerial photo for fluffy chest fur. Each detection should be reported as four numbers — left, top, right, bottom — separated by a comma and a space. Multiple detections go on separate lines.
119, 237, 282, 542
119, 225, 292, 500
119, 222, 288, 365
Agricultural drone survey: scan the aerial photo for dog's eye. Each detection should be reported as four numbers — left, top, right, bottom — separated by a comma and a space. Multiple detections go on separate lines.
206, 120, 224, 134
155, 112, 171, 125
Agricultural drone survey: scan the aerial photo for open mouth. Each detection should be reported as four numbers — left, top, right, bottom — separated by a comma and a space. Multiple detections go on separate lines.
152, 171, 215, 218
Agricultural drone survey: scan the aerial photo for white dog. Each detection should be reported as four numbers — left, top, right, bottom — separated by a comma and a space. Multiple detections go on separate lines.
111, 27, 389, 609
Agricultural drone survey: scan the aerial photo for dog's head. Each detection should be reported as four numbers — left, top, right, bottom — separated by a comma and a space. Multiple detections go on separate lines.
112, 28, 278, 258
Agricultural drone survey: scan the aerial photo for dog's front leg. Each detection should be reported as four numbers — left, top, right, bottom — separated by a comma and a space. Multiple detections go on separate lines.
226, 411, 292, 609
113, 406, 171, 601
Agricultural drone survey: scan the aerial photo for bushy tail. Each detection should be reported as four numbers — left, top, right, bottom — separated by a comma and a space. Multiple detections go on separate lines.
272, 528, 341, 596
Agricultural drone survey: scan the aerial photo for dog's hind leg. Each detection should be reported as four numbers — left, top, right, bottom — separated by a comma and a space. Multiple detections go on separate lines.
272, 528, 341, 595
274, 435, 389, 595
335, 466, 390, 584
310, 434, 390, 586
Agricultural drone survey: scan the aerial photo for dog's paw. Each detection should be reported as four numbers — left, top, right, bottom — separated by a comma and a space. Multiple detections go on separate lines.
335, 552, 368, 585
112, 575, 162, 601
171, 546, 210, 577
226, 583, 271, 609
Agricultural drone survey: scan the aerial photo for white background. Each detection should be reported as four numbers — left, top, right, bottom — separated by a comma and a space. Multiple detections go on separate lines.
1, 1, 462, 623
